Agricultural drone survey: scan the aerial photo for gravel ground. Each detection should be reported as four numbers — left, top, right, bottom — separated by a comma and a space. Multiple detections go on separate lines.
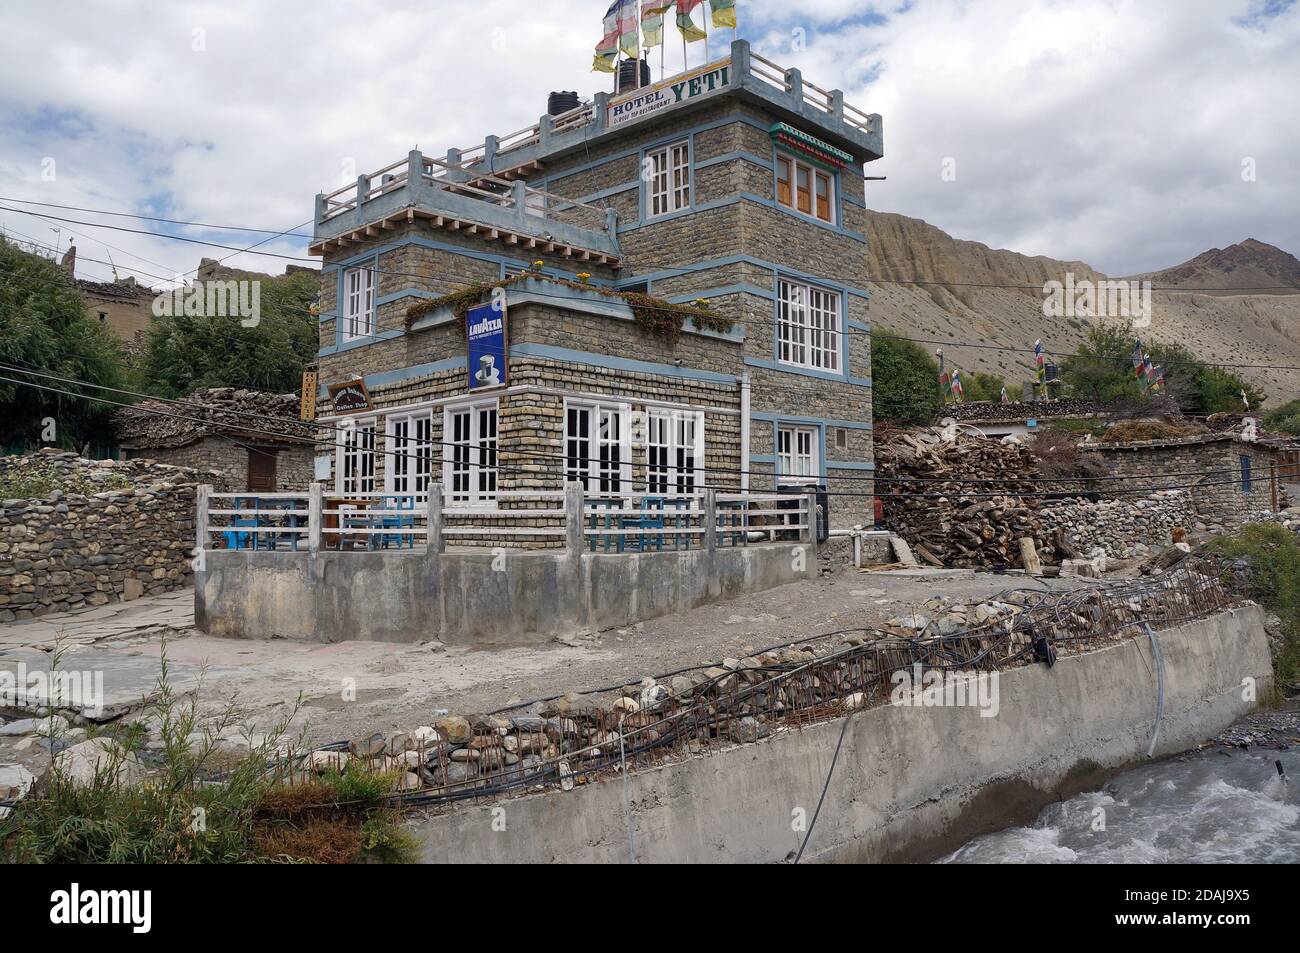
0, 568, 1087, 756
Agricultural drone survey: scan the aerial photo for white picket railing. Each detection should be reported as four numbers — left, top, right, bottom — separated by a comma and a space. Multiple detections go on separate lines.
196, 485, 815, 557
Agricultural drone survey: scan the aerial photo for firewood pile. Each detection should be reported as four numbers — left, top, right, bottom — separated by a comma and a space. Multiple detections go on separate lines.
876, 426, 1054, 569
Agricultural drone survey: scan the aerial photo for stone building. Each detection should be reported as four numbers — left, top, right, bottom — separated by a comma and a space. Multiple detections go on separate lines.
115, 388, 315, 492
55, 243, 158, 353
307, 40, 882, 526
1081, 431, 1289, 529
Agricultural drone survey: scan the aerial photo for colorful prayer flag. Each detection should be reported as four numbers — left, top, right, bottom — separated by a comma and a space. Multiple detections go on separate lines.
595, 1, 640, 61
1000, 386, 1009, 403
951, 368, 965, 403
676, 0, 707, 41
708, 0, 736, 28
641, 2, 672, 46
1131, 339, 1146, 380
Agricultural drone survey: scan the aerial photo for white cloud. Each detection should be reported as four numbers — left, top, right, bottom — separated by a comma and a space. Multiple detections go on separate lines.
1, 0, 1296, 284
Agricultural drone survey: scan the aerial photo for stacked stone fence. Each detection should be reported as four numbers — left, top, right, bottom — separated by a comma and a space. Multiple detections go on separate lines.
0, 451, 232, 622
1039, 491, 1197, 559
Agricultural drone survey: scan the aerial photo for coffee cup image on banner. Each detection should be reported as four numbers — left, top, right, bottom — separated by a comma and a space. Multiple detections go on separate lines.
467, 302, 507, 390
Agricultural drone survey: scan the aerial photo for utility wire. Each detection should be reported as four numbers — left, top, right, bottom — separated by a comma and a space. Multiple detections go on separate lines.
0, 369, 1272, 501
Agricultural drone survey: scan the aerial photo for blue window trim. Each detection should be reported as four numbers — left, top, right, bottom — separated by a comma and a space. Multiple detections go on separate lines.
769, 270, 853, 383
770, 140, 842, 229
639, 135, 695, 224
769, 419, 828, 486
1241, 454, 1253, 493
335, 255, 380, 351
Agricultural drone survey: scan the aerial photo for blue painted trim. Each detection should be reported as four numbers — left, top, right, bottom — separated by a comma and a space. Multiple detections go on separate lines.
770, 140, 843, 229
769, 270, 855, 382
618, 254, 873, 300
319, 328, 404, 357
334, 256, 380, 351
749, 453, 775, 464
639, 135, 695, 225
318, 356, 470, 399
664, 284, 775, 303
744, 356, 872, 388
842, 193, 867, 209
750, 412, 872, 431
696, 150, 774, 171
510, 342, 736, 384
740, 191, 866, 243
622, 195, 739, 232
322, 235, 597, 283
847, 318, 871, 331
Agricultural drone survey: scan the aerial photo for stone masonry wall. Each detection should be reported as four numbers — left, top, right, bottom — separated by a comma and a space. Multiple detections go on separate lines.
1084, 440, 1280, 532
0, 452, 233, 621
1039, 491, 1198, 559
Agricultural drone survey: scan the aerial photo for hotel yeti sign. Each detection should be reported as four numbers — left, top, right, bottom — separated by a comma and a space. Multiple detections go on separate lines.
607, 59, 732, 130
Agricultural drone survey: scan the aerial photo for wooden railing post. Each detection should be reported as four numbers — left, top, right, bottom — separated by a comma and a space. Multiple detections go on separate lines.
308, 483, 322, 556
565, 481, 585, 557
427, 483, 445, 554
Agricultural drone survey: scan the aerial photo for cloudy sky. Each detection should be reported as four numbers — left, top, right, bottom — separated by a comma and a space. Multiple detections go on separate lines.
1, 0, 1296, 287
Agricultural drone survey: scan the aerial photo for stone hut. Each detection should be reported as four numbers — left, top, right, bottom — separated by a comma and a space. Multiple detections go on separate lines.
115, 387, 316, 492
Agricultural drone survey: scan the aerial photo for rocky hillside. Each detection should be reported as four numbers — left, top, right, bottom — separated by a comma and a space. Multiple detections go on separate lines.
863, 212, 1300, 404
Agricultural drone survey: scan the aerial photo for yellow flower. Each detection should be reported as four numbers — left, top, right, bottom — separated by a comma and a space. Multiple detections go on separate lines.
577, 272, 591, 283
532, 259, 544, 270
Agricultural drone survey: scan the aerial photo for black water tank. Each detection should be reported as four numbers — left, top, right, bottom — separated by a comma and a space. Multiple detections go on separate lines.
547, 90, 580, 116
617, 58, 652, 93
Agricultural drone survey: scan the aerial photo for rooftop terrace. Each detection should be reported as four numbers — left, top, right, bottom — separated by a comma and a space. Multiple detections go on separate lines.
310, 39, 881, 264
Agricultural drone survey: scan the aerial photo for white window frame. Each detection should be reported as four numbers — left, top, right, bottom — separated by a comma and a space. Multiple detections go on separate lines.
776, 425, 820, 484
777, 279, 841, 372
342, 265, 376, 342
385, 411, 434, 498
776, 152, 836, 224
442, 398, 498, 508
646, 410, 705, 495
647, 140, 691, 219
336, 419, 377, 495
565, 400, 632, 494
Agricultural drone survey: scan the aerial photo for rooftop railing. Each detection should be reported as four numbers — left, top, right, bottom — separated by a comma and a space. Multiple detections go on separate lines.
312, 40, 879, 242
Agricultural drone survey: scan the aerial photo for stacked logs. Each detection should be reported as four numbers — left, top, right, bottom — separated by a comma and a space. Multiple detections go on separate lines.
876, 427, 1055, 569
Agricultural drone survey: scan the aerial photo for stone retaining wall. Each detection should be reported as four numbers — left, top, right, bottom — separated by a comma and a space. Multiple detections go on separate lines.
1039, 490, 1197, 559
0, 452, 229, 622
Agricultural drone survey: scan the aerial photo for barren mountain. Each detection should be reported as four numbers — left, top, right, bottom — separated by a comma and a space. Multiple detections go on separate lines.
863, 212, 1300, 405
1129, 238, 1300, 294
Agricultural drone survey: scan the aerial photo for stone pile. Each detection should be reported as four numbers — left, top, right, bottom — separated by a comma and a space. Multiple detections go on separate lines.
0, 449, 229, 621
1038, 491, 1197, 559
876, 427, 1051, 569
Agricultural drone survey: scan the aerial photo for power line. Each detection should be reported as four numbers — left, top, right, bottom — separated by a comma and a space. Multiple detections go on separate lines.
5, 196, 1300, 293
0, 365, 1272, 500
0, 357, 1261, 486
4, 216, 1298, 374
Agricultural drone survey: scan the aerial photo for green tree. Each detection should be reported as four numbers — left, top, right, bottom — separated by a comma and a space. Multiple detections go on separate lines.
141, 269, 319, 396
962, 370, 1008, 404
871, 334, 944, 425
1060, 324, 1264, 413
1262, 398, 1300, 436
0, 240, 129, 451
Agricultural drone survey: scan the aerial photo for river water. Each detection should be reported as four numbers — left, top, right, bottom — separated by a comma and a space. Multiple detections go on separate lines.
939, 748, 1300, 863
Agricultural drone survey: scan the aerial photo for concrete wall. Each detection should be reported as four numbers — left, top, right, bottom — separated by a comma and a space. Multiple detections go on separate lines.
196, 541, 810, 644
410, 605, 1272, 863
